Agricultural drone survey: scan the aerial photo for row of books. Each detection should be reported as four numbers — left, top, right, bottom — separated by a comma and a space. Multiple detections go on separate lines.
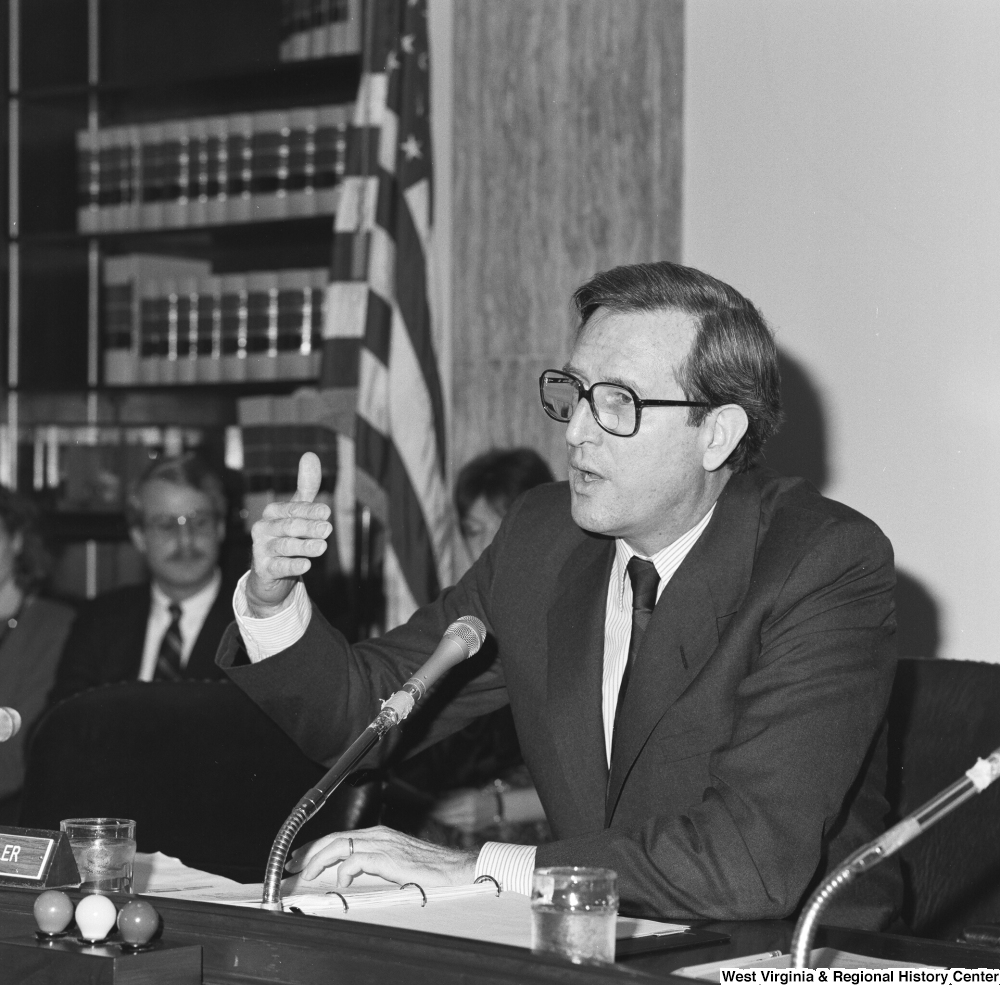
16, 423, 205, 509
103, 254, 326, 386
77, 103, 352, 233
280, 0, 362, 61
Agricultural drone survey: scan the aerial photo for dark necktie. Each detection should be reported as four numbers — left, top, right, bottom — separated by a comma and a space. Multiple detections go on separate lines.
154, 602, 184, 682
612, 556, 660, 752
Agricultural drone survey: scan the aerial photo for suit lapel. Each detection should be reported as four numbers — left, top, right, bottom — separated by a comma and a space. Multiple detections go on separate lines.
605, 473, 761, 824
120, 587, 152, 681
547, 534, 614, 832
186, 581, 230, 677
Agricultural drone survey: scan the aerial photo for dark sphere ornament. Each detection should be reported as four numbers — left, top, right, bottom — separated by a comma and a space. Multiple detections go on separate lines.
117, 899, 160, 946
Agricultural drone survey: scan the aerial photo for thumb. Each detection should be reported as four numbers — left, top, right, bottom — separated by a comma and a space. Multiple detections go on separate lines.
291, 452, 323, 504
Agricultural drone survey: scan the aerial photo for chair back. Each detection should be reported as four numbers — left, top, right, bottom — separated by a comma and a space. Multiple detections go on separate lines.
20, 681, 381, 883
887, 657, 1000, 938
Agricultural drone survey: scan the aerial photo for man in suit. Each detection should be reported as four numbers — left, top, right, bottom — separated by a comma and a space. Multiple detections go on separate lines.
51, 454, 232, 703
218, 261, 899, 926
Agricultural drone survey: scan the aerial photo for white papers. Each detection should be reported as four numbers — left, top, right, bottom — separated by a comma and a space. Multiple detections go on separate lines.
132, 852, 242, 894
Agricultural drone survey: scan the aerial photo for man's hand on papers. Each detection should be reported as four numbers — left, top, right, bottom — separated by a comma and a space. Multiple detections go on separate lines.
246, 452, 333, 617
286, 825, 478, 888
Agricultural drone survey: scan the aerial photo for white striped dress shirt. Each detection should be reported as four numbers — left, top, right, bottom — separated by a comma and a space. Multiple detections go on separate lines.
233, 505, 715, 897
475, 505, 715, 894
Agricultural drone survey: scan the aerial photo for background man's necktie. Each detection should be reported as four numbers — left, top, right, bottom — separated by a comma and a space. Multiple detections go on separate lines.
154, 602, 184, 682
612, 556, 661, 752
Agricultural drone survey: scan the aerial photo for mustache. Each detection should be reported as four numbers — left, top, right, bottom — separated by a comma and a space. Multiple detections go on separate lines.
162, 548, 209, 563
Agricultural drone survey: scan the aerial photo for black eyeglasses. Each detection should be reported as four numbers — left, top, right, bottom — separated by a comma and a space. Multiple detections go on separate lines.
144, 511, 219, 538
539, 370, 710, 438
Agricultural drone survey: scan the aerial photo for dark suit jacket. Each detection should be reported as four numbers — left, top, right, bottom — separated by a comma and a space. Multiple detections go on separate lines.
218, 469, 900, 926
51, 578, 233, 705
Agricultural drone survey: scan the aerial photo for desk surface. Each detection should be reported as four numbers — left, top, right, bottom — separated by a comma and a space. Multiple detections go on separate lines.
0, 888, 997, 984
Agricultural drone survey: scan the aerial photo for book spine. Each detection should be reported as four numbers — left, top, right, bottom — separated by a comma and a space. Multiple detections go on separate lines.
197, 275, 223, 383
162, 119, 191, 228
310, 269, 327, 377
140, 122, 165, 230
125, 126, 142, 230
76, 128, 99, 233
112, 127, 132, 231
188, 117, 209, 227
160, 277, 180, 385
226, 114, 254, 223
206, 115, 229, 226
220, 273, 249, 380
101, 256, 139, 385
174, 276, 199, 384
286, 107, 318, 217
98, 127, 122, 231
245, 272, 279, 381
250, 110, 289, 220
139, 278, 166, 384
315, 105, 347, 214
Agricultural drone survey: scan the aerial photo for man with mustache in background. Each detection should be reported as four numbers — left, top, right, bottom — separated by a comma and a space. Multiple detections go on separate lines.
51, 453, 232, 702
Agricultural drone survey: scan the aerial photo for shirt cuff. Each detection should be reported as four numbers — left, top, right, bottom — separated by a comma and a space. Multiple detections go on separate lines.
475, 842, 536, 897
232, 571, 312, 663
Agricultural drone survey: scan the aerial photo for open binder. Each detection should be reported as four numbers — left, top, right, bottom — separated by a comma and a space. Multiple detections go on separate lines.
142, 857, 721, 955
281, 875, 502, 916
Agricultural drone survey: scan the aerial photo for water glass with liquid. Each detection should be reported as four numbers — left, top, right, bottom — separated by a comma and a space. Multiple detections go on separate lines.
530, 866, 618, 964
60, 818, 136, 894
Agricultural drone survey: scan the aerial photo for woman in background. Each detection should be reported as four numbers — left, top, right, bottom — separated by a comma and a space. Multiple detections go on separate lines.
0, 489, 75, 823
383, 448, 554, 848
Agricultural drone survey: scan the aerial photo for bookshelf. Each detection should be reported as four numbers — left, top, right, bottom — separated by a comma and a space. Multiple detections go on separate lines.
3, 0, 362, 599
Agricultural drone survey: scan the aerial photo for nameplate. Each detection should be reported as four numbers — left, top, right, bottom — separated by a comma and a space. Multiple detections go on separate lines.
0, 826, 81, 889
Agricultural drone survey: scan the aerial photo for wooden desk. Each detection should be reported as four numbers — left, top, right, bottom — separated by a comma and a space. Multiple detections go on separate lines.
0, 888, 997, 984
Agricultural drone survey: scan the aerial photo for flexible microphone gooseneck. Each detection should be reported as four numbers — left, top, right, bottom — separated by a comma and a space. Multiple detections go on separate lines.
791, 743, 1000, 968
261, 616, 488, 910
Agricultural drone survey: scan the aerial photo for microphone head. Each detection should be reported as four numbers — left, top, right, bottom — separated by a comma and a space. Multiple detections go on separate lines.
444, 616, 487, 658
0, 707, 21, 742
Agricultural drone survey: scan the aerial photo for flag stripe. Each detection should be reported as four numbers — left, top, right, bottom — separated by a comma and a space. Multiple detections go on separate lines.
364, 291, 392, 364
356, 416, 440, 604
357, 347, 390, 435
319, 338, 362, 388
334, 176, 379, 232
324, 281, 369, 336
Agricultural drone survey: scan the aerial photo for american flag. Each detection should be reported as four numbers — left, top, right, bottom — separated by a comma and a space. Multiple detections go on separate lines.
321, 0, 452, 628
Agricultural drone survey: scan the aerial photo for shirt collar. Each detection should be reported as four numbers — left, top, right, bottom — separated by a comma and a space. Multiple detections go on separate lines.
151, 568, 222, 616
613, 505, 716, 610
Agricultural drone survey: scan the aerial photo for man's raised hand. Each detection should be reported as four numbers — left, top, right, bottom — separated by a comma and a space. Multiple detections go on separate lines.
245, 451, 332, 615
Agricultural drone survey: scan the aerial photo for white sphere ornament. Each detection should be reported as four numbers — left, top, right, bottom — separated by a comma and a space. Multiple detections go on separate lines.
74, 893, 117, 942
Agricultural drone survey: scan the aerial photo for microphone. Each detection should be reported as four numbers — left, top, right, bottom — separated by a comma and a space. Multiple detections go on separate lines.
0, 708, 21, 742
379, 616, 488, 724
261, 616, 488, 909
791, 743, 1000, 967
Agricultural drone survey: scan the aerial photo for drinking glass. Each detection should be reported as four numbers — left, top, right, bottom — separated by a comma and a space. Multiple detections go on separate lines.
59, 818, 136, 894
530, 866, 618, 964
